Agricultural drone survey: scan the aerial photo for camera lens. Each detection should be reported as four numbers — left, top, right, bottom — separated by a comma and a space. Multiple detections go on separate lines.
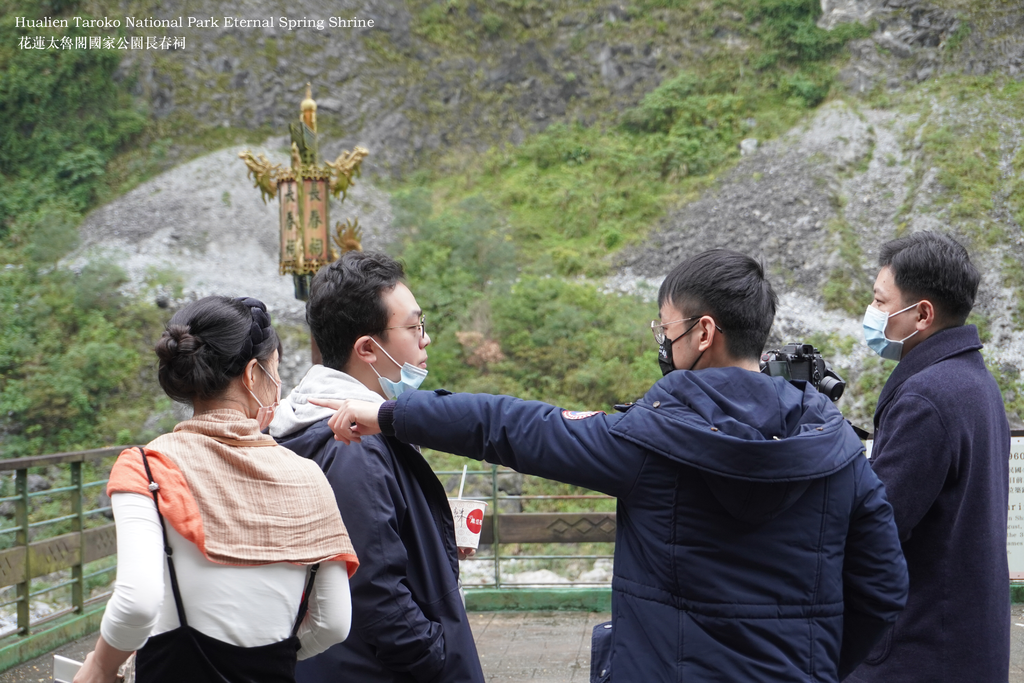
818, 376, 845, 402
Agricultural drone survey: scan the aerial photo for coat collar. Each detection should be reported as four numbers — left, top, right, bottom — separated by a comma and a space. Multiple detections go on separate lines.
874, 325, 983, 429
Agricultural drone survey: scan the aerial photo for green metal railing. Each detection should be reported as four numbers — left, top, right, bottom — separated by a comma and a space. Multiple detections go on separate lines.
1, 431, 1020, 672
0, 447, 123, 670
0, 449, 617, 671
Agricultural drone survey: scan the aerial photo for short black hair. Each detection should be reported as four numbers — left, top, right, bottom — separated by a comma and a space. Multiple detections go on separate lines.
657, 249, 777, 360
156, 296, 280, 403
306, 251, 406, 370
879, 231, 979, 325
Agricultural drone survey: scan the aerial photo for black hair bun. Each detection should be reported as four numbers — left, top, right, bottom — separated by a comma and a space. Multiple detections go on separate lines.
156, 296, 280, 404
156, 324, 201, 362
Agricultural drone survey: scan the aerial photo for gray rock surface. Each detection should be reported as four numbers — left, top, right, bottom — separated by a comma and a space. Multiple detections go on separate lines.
616, 99, 1024, 426
116, 0, 676, 177
832, 1, 1023, 94
819, 0, 888, 30
71, 0, 1024, 429
71, 142, 394, 328
617, 101, 872, 293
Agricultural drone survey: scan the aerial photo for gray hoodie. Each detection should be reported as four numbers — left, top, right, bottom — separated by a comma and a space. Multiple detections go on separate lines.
270, 365, 384, 440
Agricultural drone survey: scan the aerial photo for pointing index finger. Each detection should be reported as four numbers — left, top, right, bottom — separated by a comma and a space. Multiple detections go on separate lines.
309, 398, 344, 409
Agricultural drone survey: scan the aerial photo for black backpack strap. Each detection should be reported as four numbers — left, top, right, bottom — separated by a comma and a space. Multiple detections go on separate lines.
291, 563, 320, 638
137, 446, 189, 628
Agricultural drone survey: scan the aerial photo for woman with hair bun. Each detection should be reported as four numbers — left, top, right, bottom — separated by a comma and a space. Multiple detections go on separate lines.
75, 296, 358, 683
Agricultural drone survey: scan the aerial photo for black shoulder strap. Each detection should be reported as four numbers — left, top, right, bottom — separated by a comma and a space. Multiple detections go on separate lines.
137, 446, 189, 627
291, 563, 320, 638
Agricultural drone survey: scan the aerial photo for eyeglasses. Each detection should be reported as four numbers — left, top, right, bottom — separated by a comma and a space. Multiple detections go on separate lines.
650, 318, 696, 344
385, 315, 427, 340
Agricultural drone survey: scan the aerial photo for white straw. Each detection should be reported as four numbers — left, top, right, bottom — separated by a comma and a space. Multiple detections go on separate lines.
458, 465, 468, 499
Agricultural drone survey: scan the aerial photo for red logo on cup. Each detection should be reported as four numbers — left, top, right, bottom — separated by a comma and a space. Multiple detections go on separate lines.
466, 508, 484, 534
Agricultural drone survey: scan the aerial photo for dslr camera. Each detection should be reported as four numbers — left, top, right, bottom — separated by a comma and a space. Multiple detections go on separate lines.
760, 343, 846, 402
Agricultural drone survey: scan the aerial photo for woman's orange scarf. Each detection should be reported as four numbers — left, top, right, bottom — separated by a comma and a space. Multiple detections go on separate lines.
108, 409, 358, 575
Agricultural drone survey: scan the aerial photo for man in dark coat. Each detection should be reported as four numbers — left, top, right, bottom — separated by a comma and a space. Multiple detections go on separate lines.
316, 249, 910, 682
848, 232, 1010, 683
269, 252, 485, 683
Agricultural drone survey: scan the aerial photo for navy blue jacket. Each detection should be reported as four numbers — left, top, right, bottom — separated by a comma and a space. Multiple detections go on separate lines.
383, 367, 909, 682
849, 325, 1010, 683
277, 420, 485, 683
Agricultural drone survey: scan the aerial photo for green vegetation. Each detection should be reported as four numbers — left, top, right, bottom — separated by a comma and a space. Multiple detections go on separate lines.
893, 76, 1024, 243
822, 217, 872, 316
0, 0, 169, 457
0, 0, 144, 226
737, 0, 872, 68
393, 0, 878, 496
1002, 256, 1024, 328
992, 362, 1024, 431
852, 357, 898, 421
883, 74, 1024, 392
393, 189, 662, 413
0, 0, 915, 460
944, 21, 972, 57
405, 0, 869, 278
967, 311, 992, 344
0, 228, 170, 456
804, 331, 857, 358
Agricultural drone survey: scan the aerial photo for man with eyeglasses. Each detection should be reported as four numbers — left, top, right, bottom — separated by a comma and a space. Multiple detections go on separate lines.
269, 251, 485, 683
313, 248, 909, 682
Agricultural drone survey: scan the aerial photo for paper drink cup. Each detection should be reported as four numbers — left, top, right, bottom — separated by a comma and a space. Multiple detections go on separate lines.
448, 498, 488, 549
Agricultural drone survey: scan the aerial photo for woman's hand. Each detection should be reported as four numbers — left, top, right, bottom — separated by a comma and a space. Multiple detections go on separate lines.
73, 637, 132, 683
73, 651, 118, 683
308, 399, 382, 444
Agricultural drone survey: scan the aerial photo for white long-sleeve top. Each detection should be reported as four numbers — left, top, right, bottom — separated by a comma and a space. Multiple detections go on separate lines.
100, 493, 351, 659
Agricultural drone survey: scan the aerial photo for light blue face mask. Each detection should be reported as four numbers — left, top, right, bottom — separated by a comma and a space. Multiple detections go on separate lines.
369, 338, 428, 399
862, 302, 921, 361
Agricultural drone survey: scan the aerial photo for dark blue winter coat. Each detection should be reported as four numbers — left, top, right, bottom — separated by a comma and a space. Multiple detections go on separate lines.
381, 367, 909, 682
277, 420, 485, 683
848, 325, 1010, 683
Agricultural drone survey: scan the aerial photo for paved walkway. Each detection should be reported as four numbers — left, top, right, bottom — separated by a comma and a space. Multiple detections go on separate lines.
4, 607, 1024, 682
470, 611, 608, 682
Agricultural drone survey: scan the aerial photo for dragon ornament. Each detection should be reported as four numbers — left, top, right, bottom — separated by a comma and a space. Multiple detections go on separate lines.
237, 151, 282, 204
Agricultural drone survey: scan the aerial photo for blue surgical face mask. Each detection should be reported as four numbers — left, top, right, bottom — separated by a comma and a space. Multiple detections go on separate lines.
862, 302, 921, 361
369, 338, 428, 399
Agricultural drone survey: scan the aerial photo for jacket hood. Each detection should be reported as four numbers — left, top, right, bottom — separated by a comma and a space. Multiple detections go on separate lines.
274, 414, 336, 465
269, 365, 384, 439
610, 366, 864, 523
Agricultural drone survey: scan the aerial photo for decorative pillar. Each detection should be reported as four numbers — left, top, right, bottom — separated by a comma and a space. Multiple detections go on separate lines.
239, 83, 370, 300
239, 84, 370, 363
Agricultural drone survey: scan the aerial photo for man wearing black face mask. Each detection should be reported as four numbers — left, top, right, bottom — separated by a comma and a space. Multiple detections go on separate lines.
314, 249, 909, 683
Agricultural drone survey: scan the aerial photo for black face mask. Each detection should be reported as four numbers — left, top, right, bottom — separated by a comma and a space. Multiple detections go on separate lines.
658, 320, 700, 376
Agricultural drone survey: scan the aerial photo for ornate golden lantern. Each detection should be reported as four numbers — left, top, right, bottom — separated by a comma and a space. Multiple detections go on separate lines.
239, 83, 369, 300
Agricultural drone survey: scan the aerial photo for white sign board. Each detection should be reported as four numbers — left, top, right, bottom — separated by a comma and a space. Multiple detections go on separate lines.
1009, 437, 1024, 579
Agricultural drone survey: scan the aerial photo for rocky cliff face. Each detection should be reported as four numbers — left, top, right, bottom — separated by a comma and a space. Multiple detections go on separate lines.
77, 0, 1024, 425
611, 0, 1024, 424
616, 92, 1024, 424
826, 0, 1024, 95
114, 0, 1023, 176
120, 0, 684, 177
